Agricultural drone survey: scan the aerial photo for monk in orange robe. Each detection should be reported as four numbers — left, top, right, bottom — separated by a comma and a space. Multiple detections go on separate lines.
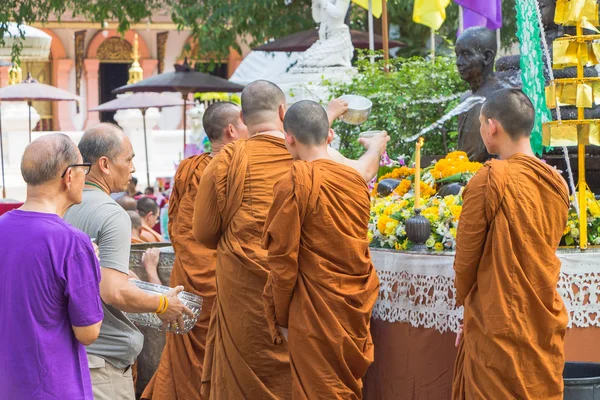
452, 89, 570, 399
262, 100, 388, 399
141, 102, 248, 400
193, 80, 382, 399
137, 197, 165, 242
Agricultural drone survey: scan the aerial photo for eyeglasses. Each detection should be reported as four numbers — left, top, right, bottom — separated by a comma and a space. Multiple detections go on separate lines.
61, 162, 92, 178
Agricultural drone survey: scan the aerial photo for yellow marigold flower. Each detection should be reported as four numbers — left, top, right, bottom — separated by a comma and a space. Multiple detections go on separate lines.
384, 220, 398, 236
422, 206, 439, 221
450, 205, 463, 220
420, 181, 436, 199
393, 179, 412, 197
377, 215, 393, 234
434, 242, 444, 251
563, 225, 570, 236
378, 166, 416, 182
443, 195, 457, 207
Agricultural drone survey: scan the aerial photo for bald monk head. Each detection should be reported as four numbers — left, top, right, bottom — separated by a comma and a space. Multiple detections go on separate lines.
479, 88, 536, 159
203, 101, 248, 153
116, 195, 138, 211
240, 80, 287, 136
79, 123, 136, 194
283, 100, 334, 160
20, 133, 90, 216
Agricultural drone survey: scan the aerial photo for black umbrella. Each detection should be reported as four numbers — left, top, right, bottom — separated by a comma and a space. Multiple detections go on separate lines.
112, 61, 245, 153
91, 92, 184, 188
254, 29, 406, 52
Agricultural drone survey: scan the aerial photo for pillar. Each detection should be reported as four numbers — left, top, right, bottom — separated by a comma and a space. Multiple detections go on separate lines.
54, 59, 75, 131
141, 59, 158, 80
84, 59, 101, 129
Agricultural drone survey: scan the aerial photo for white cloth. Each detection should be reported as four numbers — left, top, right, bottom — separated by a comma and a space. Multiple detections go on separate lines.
371, 249, 600, 333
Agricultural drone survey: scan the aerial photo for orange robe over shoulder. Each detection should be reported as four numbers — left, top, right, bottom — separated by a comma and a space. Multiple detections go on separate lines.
142, 153, 216, 400
452, 154, 570, 400
193, 135, 293, 400
262, 160, 380, 400
140, 225, 164, 243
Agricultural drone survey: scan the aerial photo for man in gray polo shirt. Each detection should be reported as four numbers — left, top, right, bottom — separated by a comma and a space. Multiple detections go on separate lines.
65, 123, 192, 400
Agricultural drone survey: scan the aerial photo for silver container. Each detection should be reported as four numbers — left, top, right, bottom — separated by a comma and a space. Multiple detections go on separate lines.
129, 243, 174, 285
339, 95, 373, 125
124, 280, 202, 334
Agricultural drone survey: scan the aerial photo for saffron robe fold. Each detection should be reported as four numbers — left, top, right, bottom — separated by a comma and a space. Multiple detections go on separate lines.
262, 160, 380, 400
140, 225, 164, 243
193, 135, 293, 400
142, 153, 216, 400
452, 154, 570, 400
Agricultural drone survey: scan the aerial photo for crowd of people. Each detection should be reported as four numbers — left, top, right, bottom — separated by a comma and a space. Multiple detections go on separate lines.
0, 81, 570, 400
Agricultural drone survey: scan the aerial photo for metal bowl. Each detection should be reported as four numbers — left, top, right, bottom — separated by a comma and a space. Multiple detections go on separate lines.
124, 280, 203, 334
339, 95, 373, 125
359, 130, 384, 138
129, 245, 175, 286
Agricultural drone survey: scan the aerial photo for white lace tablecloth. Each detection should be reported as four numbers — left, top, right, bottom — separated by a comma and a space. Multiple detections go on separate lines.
371, 249, 600, 334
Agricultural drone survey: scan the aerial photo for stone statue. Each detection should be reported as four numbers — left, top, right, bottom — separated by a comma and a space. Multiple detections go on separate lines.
290, 0, 353, 73
455, 27, 507, 163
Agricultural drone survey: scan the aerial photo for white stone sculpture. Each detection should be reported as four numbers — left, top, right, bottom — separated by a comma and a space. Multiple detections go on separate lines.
290, 0, 353, 73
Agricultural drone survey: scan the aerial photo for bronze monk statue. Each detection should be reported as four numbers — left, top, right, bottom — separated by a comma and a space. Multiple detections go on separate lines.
455, 27, 506, 163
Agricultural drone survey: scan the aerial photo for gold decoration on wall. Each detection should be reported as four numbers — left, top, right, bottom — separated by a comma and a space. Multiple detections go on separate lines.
157, 31, 169, 74
128, 33, 144, 84
97, 37, 133, 62
74, 30, 86, 113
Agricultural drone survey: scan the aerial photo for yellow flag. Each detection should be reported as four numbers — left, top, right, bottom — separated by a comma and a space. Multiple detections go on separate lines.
352, 0, 383, 19
413, 0, 451, 30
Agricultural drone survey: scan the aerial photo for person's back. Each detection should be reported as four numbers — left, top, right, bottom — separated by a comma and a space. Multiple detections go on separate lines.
266, 160, 380, 399
143, 101, 248, 400
453, 89, 570, 399
194, 134, 293, 399
261, 100, 384, 399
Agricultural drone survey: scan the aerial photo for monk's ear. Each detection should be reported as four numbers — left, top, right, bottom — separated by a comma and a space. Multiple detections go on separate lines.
285, 132, 295, 147
488, 119, 498, 135
326, 128, 335, 145
279, 104, 286, 122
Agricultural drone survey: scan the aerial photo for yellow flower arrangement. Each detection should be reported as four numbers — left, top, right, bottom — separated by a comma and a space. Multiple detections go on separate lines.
430, 151, 483, 180
392, 179, 412, 197
379, 166, 416, 181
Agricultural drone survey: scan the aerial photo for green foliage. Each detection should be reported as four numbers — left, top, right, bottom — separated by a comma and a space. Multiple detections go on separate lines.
1, 0, 165, 63
325, 52, 468, 160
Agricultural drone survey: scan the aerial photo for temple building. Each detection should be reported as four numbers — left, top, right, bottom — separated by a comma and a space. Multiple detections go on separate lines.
0, 11, 246, 132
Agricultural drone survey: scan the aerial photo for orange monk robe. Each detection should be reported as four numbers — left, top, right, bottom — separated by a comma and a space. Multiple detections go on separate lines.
140, 225, 164, 243
131, 237, 144, 244
193, 135, 293, 399
452, 154, 570, 400
142, 153, 216, 400
263, 160, 380, 400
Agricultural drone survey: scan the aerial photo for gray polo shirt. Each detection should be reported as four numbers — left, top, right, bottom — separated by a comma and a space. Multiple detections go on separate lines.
64, 188, 144, 369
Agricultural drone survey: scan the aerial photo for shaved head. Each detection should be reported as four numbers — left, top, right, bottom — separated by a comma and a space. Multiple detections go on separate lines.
21, 133, 80, 186
203, 102, 242, 141
481, 88, 535, 139
284, 100, 330, 146
79, 123, 126, 164
127, 210, 142, 230
137, 197, 159, 217
241, 80, 286, 126
116, 195, 138, 211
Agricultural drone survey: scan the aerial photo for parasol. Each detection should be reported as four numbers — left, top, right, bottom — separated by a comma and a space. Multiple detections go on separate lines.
253, 29, 405, 52
0, 73, 80, 142
112, 61, 245, 154
0, 72, 79, 198
91, 92, 184, 188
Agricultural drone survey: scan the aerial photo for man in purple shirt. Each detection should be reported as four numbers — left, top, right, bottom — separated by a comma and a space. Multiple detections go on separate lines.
0, 133, 103, 399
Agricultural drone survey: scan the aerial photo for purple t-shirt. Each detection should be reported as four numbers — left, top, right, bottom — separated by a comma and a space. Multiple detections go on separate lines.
0, 210, 103, 399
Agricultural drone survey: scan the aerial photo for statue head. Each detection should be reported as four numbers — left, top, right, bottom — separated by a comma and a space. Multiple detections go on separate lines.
455, 27, 497, 86
539, 0, 557, 30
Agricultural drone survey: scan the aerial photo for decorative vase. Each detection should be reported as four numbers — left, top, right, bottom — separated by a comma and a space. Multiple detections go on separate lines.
405, 208, 432, 252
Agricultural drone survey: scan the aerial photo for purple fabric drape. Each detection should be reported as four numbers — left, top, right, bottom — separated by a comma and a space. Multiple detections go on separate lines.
456, 0, 502, 33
